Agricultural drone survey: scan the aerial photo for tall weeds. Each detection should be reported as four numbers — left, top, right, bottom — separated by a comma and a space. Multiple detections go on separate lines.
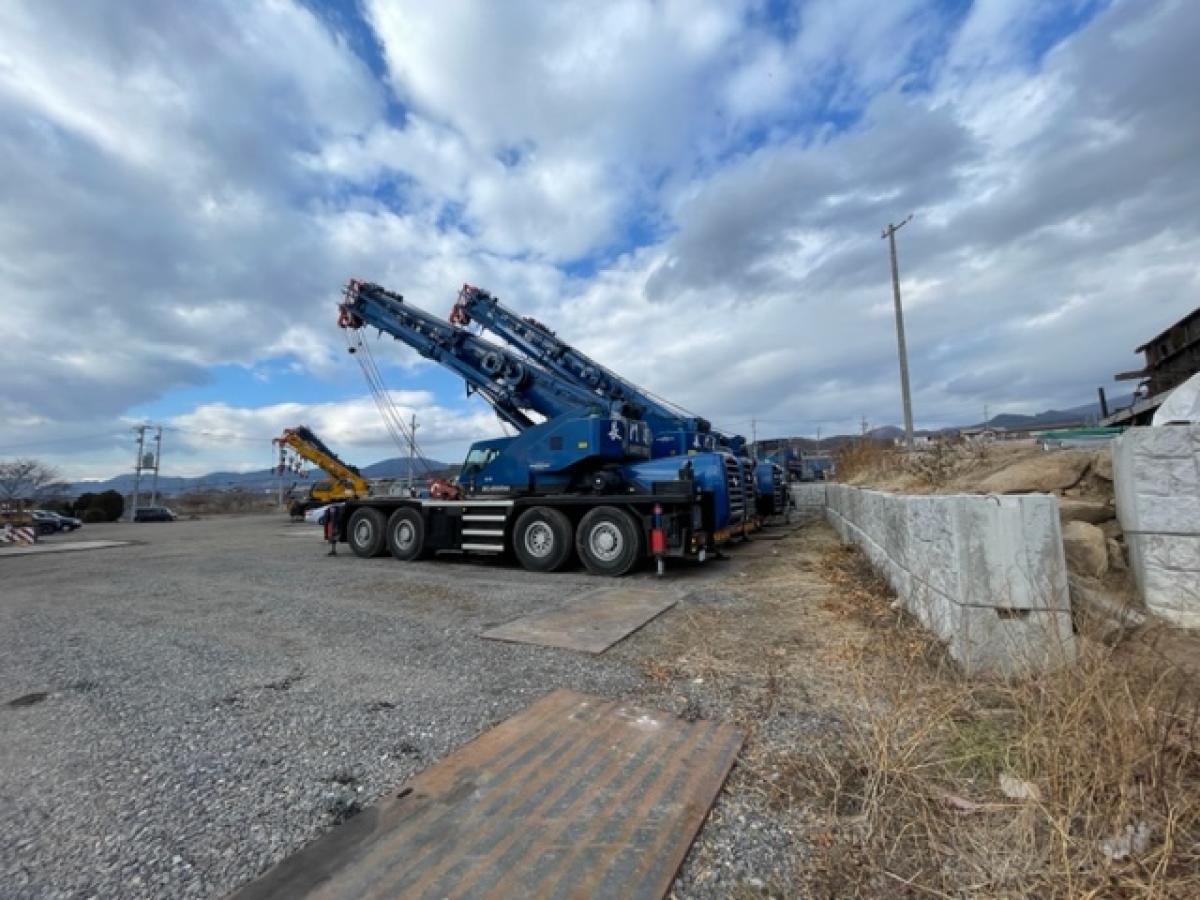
797, 546, 1200, 898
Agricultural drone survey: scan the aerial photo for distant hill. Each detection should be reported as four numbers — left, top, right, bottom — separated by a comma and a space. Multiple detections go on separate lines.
972, 394, 1134, 431
754, 393, 1137, 454
69, 455, 449, 497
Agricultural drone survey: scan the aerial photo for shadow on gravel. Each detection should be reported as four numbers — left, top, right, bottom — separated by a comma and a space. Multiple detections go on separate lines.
7, 691, 48, 708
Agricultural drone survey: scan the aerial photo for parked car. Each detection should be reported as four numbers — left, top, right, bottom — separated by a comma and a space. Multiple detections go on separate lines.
133, 506, 177, 522
35, 510, 82, 532
303, 504, 330, 524
30, 510, 61, 535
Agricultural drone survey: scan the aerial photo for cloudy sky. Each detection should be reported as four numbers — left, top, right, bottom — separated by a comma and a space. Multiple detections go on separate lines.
1, 0, 1196, 481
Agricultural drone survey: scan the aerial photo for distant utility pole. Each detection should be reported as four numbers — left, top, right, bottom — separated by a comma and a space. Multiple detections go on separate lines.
150, 427, 162, 505
882, 214, 915, 449
130, 424, 162, 519
406, 414, 418, 494
131, 426, 146, 520
751, 418, 757, 448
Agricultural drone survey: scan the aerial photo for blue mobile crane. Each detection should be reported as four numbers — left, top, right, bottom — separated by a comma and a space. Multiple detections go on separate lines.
449, 284, 788, 518
333, 280, 751, 576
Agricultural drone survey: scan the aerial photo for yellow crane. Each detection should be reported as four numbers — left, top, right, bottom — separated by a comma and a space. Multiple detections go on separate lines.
274, 426, 370, 511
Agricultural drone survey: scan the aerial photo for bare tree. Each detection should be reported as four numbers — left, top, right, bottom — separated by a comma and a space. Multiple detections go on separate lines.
0, 458, 63, 502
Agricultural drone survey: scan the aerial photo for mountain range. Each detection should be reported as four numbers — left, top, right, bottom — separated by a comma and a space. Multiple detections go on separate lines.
69, 456, 449, 497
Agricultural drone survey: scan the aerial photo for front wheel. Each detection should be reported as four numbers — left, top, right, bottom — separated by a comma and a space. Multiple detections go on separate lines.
386, 508, 429, 561
513, 507, 574, 572
347, 507, 387, 558
576, 506, 641, 576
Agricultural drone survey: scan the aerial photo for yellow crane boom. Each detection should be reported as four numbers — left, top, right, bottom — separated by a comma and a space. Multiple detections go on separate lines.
274, 426, 370, 505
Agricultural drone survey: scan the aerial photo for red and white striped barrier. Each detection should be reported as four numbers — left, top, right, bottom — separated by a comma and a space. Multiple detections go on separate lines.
1, 525, 37, 545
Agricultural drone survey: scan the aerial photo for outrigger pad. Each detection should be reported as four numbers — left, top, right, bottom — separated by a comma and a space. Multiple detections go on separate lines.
480, 586, 677, 654
228, 689, 744, 900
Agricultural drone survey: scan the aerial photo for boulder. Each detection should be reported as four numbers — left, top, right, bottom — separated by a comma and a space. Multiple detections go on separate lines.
980, 451, 1092, 494
1092, 448, 1114, 481
1063, 520, 1108, 578
1058, 498, 1115, 525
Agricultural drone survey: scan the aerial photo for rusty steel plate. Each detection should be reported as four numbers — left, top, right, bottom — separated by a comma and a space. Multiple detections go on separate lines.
480, 586, 677, 654
229, 689, 743, 900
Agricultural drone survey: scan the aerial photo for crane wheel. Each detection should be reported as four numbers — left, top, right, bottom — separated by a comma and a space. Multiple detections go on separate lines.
513, 507, 574, 572
347, 507, 387, 558
576, 506, 640, 577
387, 508, 429, 561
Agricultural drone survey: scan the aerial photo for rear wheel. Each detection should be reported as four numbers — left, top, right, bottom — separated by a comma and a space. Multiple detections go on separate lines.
513, 507, 574, 572
347, 507, 387, 558
576, 506, 641, 576
386, 508, 429, 561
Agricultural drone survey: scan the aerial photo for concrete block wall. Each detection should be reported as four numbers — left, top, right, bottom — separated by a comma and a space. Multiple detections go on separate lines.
789, 482, 827, 509
824, 484, 1076, 676
1112, 426, 1200, 628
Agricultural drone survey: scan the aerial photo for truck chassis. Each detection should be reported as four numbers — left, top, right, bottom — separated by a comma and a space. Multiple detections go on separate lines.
336, 487, 707, 577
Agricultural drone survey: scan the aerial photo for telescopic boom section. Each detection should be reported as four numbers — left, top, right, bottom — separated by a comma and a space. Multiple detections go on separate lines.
275, 426, 369, 496
338, 280, 613, 431
450, 284, 716, 443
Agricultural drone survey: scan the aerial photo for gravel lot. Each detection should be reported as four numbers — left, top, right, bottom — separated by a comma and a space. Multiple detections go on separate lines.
1, 513, 831, 898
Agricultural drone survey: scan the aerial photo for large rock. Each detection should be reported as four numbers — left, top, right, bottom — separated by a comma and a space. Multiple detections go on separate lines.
1063, 520, 1108, 578
1058, 498, 1115, 525
980, 451, 1092, 494
1092, 448, 1114, 481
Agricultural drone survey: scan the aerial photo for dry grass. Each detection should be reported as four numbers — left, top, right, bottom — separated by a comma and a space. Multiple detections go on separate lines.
833, 439, 900, 483
792, 544, 1200, 899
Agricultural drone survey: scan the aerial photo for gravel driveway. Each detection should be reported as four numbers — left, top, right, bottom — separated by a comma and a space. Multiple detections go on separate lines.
1, 513, 828, 898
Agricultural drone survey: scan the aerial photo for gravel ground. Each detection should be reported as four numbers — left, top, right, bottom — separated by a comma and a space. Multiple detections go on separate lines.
1, 512, 834, 898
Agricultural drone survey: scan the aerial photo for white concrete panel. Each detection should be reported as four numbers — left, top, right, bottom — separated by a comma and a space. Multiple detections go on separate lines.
823, 484, 1075, 675
1113, 426, 1200, 629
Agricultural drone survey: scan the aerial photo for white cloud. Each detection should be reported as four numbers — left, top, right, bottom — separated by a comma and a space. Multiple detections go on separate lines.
2, 0, 1198, 480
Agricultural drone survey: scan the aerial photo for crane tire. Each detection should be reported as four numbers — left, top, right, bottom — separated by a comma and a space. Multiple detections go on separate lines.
347, 507, 387, 558
387, 507, 429, 561
576, 506, 641, 577
513, 507, 574, 573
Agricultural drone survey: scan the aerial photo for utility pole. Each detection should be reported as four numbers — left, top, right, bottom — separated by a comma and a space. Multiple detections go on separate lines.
882, 214, 915, 449
406, 414, 418, 494
150, 426, 162, 505
131, 426, 147, 520
751, 418, 757, 450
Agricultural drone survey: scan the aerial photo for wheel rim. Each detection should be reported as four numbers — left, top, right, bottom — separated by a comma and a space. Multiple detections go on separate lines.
524, 521, 554, 558
394, 520, 415, 551
354, 519, 373, 546
588, 521, 623, 562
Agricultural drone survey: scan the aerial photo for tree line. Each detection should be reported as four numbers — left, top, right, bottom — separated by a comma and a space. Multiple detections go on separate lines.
0, 457, 124, 522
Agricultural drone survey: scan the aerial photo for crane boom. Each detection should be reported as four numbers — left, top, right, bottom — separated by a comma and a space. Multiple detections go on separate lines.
275, 426, 370, 500
450, 284, 720, 454
339, 280, 626, 431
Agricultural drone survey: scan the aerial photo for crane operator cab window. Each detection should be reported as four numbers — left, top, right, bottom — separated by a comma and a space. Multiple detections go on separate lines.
460, 445, 501, 478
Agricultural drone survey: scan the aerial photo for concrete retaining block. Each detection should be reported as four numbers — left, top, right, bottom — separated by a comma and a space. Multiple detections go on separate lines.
1113, 425, 1200, 628
789, 483, 827, 509
824, 483, 1075, 676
